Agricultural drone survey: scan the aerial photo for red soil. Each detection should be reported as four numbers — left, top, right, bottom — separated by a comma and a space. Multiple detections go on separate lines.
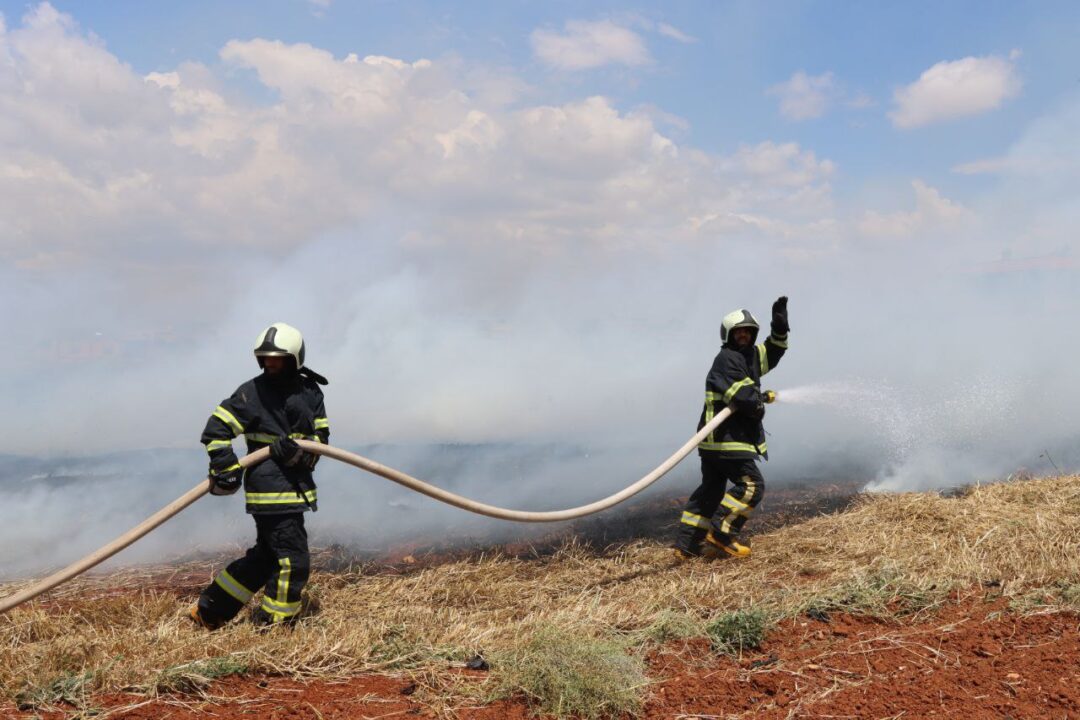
12, 591, 1078, 719
645, 594, 1080, 719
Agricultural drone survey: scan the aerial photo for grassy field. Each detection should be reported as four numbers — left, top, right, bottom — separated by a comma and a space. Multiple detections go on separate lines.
3, 475, 1079, 717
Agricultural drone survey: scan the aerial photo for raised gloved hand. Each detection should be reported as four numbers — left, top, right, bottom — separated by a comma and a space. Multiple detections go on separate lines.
208, 460, 243, 496
771, 295, 789, 335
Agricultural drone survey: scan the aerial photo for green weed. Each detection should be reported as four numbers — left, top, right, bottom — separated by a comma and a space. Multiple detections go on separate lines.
706, 607, 771, 656
489, 624, 646, 719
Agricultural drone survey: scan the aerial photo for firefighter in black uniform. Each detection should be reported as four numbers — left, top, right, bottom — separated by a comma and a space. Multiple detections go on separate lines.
189, 322, 330, 628
674, 297, 788, 559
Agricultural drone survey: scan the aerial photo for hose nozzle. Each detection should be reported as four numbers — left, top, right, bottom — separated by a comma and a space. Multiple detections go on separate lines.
763, 390, 778, 404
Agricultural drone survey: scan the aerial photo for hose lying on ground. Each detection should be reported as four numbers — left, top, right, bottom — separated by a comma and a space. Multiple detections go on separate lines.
0, 407, 733, 614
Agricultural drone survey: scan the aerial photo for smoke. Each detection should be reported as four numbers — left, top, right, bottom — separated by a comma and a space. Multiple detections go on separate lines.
0, 442, 699, 580
1, 5, 1079, 579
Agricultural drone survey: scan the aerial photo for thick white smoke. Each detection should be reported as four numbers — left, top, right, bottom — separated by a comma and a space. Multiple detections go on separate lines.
1, 5, 1079, 579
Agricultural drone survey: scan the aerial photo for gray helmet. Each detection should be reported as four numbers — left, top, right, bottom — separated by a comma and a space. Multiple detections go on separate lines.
254, 322, 305, 370
720, 309, 759, 345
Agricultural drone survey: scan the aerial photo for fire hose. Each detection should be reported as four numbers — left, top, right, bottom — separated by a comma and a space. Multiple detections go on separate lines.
0, 396, 774, 614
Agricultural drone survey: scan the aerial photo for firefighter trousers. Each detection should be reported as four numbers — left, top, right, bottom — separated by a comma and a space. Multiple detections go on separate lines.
198, 512, 310, 625
675, 455, 764, 554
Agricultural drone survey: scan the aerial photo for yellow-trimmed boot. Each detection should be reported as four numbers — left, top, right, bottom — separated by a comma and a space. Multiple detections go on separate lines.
705, 532, 751, 558
188, 605, 223, 630
672, 547, 699, 562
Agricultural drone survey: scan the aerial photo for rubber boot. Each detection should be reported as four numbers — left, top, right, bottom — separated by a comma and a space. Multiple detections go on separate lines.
188, 605, 225, 630
705, 531, 752, 558
673, 526, 709, 560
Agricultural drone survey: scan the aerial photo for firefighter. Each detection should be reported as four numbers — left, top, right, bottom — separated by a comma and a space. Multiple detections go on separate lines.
674, 296, 788, 559
189, 322, 330, 629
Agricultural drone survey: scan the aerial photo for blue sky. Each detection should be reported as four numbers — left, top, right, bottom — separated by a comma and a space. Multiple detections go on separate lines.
25, 0, 1078, 196
1, 1, 1078, 491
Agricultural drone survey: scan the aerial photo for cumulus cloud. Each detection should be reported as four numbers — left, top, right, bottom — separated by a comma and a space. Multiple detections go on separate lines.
531, 19, 650, 70
767, 71, 837, 121
890, 51, 1022, 129
856, 180, 971, 238
0, 4, 824, 277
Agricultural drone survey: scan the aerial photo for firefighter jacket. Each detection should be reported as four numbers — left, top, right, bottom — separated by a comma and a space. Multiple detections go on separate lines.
202, 371, 329, 514
697, 331, 787, 459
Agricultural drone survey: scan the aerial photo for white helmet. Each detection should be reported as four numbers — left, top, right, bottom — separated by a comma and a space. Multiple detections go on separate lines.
254, 322, 305, 370
720, 309, 759, 345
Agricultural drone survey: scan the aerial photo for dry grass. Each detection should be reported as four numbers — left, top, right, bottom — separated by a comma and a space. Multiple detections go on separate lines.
485, 624, 647, 719
3, 474, 1079, 714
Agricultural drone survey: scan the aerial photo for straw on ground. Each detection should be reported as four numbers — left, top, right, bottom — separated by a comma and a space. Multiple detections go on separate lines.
3, 475, 1079, 717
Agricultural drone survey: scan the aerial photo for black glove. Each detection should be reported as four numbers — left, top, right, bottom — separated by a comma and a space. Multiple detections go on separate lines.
208, 464, 242, 496
299, 450, 319, 471
271, 436, 310, 468
733, 395, 766, 420
771, 295, 789, 335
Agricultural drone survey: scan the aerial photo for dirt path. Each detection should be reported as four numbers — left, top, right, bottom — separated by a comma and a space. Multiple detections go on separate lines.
12, 592, 1078, 719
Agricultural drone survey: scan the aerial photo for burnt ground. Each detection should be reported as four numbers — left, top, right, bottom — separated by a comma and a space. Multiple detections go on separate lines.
327, 479, 867, 572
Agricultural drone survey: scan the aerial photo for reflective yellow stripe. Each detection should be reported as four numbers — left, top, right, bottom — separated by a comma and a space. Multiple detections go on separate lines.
680, 511, 709, 528
313, 417, 329, 430
205, 439, 233, 452
721, 494, 748, 512
214, 569, 255, 604
720, 477, 759, 535
276, 557, 291, 608
757, 344, 769, 375
742, 476, 757, 507
703, 392, 716, 444
722, 378, 755, 404
245, 490, 317, 505
769, 333, 788, 349
212, 406, 244, 435
698, 441, 767, 454
260, 595, 301, 618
